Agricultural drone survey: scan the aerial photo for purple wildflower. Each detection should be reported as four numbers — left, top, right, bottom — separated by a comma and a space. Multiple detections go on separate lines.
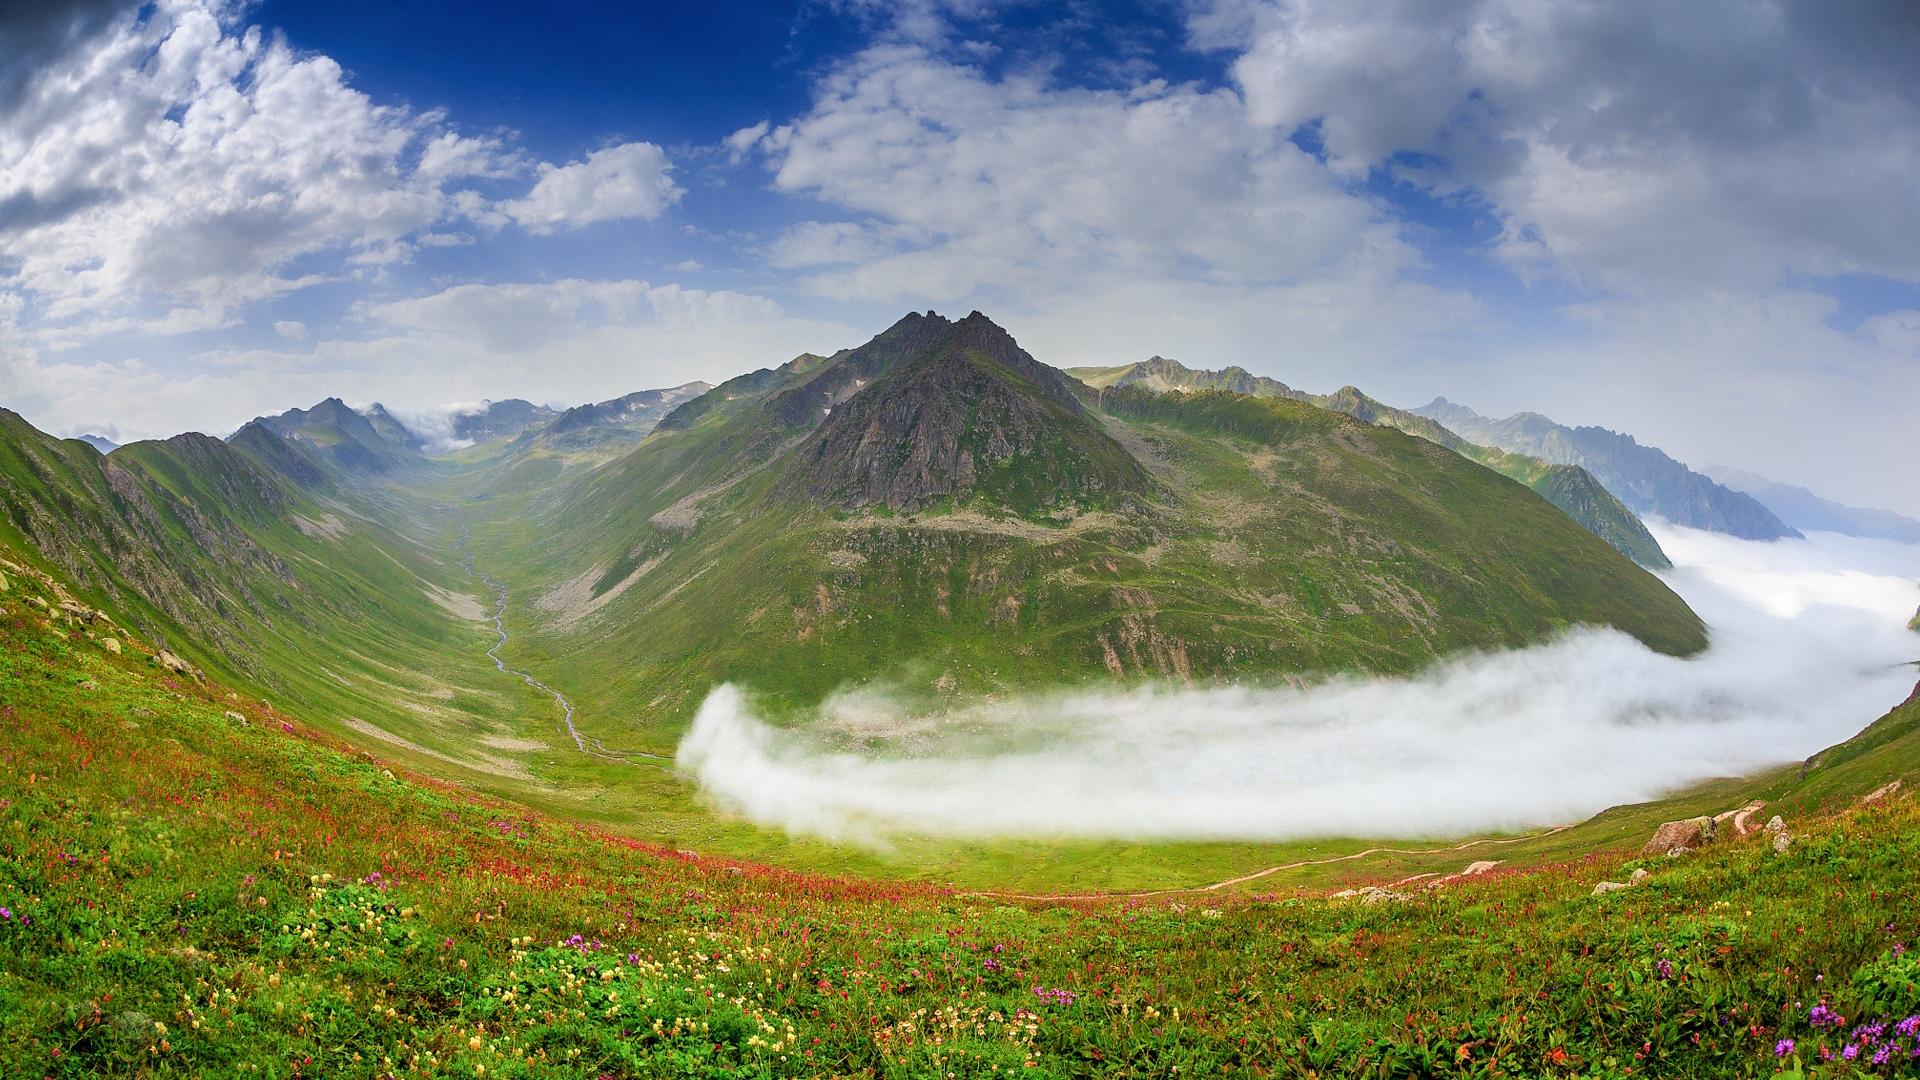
1655, 958, 1674, 981
1774, 1038, 1794, 1057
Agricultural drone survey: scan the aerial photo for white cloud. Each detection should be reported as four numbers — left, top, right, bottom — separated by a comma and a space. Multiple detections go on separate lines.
501, 142, 682, 234
0, 3, 519, 338
1195, 0, 1920, 292
679, 527, 1920, 844
273, 320, 306, 340
755, 43, 1396, 302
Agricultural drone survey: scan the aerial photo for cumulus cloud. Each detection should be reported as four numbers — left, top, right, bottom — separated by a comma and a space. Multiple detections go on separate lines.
754, 43, 1399, 301
678, 526, 1920, 844
501, 142, 682, 234
0, 2, 520, 336
1192, 0, 1920, 292
273, 320, 307, 340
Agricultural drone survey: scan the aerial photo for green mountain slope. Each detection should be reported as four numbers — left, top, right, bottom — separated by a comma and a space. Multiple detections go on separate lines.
466, 313, 1703, 746
1415, 397, 1800, 540
1069, 357, 1672, 568
0, 408, 548, 790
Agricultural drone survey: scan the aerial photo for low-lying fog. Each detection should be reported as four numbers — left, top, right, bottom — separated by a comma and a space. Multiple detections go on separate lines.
677, 526, 1920, 844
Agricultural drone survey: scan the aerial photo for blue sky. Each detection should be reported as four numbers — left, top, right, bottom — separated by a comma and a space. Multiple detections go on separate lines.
2, 0, 1918, 513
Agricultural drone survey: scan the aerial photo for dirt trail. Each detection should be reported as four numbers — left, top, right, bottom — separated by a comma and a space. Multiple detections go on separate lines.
975, 824, 1574, 902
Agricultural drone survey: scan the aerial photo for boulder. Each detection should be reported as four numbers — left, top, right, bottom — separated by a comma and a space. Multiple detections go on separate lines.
1592, 881, 1631, 897
1858, 779, 1905, 805
1641, 815, 1715, 856
152, 650, 193, 676
99, 637, 121, 655
1764, 815, 1791, 854
1629, 868, 1651, 886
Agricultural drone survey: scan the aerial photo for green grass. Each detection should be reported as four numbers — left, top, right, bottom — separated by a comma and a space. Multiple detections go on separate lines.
4, 558, 1920, 1077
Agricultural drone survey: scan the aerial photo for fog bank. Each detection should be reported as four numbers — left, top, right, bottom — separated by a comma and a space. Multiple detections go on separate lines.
676, 527, 1920, 843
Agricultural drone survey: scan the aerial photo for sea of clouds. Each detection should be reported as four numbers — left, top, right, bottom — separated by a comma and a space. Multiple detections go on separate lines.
676, 526, 1920, 844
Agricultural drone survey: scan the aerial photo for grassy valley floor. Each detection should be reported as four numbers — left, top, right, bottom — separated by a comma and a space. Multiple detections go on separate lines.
5, 561, 1920, 1077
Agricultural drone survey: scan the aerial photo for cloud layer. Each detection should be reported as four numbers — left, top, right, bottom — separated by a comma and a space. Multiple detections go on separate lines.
677, 526, 1920, 844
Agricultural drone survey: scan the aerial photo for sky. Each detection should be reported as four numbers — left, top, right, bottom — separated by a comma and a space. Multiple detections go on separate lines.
2, 0, 1918, 513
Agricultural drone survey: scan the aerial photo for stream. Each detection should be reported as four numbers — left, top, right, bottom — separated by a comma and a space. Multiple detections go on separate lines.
457, 529, 668, 767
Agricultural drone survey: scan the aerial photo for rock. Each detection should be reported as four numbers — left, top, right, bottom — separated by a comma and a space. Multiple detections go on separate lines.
1763, 814, 1791, 853
1629, 868, 1651, 886
1858, 779, 1905, 805
100, 637, 121, 655
1641, 815, 1715, 856
56, 600, 99, 624
1460, 860, 1500, 876
152, 650, 192, 676
1592, 881, 1631, 897
223, 710, 246, 723
0, 569, 8, 591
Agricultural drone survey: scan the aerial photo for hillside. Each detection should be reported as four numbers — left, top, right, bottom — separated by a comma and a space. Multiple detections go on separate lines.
2, 549, 1917, 1078
0, 408, 550, 794
1415, 398, 1800, 540
1070, 357, 1672, 568
465, 313, 1703, 748
1705, 465, 1920, 543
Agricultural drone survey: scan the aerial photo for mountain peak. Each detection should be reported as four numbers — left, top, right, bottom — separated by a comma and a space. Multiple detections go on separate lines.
786, 313, 1148, 514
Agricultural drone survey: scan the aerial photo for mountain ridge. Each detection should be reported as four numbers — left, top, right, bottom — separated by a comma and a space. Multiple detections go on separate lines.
1069, 356, 1672, 568
1414, 397, 1800, 541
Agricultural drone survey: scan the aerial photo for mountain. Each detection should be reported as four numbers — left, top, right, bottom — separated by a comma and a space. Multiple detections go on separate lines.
449, 398, 560, 443
0, 406, 539, 789
252, 396, 426, 475
522, 383, 709, 453
1069, 357, 1671, 568
76, 433, 119, 453
1702, 466, 1920, 543
1414, 398, 1800, 540
480, 312, 1703, 738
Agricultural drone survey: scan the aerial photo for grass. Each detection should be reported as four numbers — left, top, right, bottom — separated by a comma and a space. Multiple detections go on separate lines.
4, 557, 1920, 1077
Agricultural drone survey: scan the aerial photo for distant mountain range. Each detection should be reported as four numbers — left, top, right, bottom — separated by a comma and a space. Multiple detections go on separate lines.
1702, 466, 1920, 544
1070, 358, 1672, 568
0, 311, 1705, 756
1411, 399, 1800, 541
76, 433, 118, 453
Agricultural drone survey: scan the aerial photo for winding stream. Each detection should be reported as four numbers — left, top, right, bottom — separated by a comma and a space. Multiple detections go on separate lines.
457, 529, 668, 767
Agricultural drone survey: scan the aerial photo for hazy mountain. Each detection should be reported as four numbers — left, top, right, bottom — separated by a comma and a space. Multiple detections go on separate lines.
524, 383, 711, 454
1070, 357, 1672, 568
449, 399, 559, 443
1413, 398, 1800, 541
1702, 466, 1920, 543
250, 397, 426, 475
75, 433, 119, 453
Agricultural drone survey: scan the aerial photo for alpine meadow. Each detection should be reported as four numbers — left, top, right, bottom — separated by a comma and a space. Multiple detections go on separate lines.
2, 2, 1919, 1078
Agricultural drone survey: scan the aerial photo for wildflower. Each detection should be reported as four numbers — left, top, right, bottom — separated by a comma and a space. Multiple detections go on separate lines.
1809, 1002, 1844, 1028
1775, 1039, 1794, 1057
1655, 958, 1674, 981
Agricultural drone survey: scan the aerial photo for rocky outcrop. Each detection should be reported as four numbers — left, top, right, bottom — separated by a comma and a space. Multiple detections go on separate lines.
1641, 815, 1716, 856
